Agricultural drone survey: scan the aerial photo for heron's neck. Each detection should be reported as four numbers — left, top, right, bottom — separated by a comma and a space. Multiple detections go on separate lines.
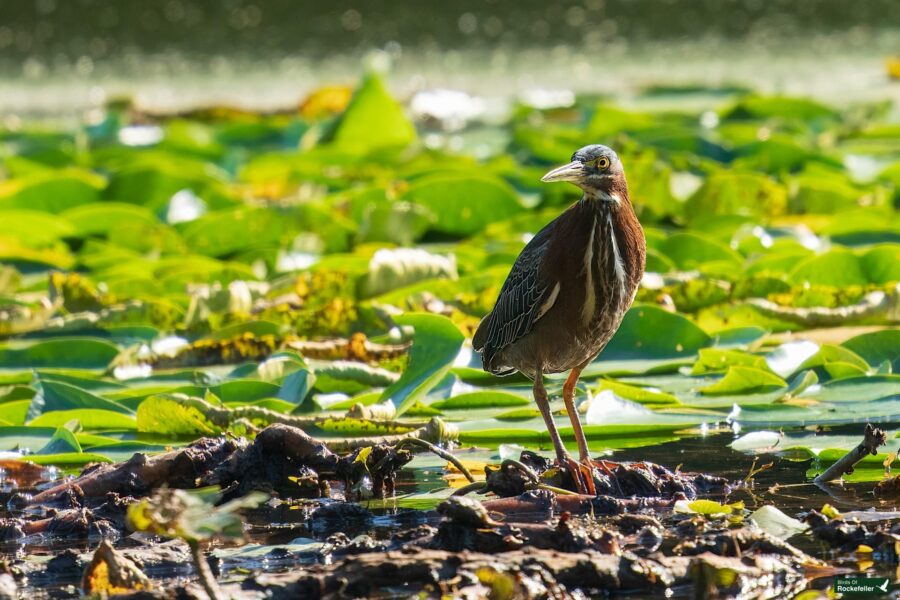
578, 187, 646, 294
580, 175, 629, 208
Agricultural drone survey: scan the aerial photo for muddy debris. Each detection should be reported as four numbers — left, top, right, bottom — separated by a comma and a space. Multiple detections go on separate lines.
805, 509, 900, 558
82, 539, 153, 595
104, 546, 810, 600
0, 422, 873, 598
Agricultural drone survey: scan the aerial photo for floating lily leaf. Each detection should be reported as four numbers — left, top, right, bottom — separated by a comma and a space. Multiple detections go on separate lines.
28, 379, 134, 422
802, 375, 900, 403
592, 379, 680, 407
19, 452, 113, 466
38, 425, 81, 455
380, 314, 464, 416
28, 409, 137, 430
62, 202, 159, 237
658, 233, 742, 270
721, 95, 838, 122
0, 169, 104, 212
861, 244, 900, 284
604, 305, 712, 361
311, 361, 398, 395
0, 338, 119, 370
0, 209, 75, 246
676, 499, 743, 516
842, 330, 900, 372
788, 248, 867, 287
431, 391, 530, 410
403, 175, 523, 236
361, 248, 458, 298
730, 431, 782, 452
0, 426, 60, 452
0, 400, 30, 426
699, 366, 787, 395
748, 505, 808, 539
330, 72, 416, 152
685, 171, 787, 222
494, 408, 541, 420
798, 344, 869, 371
180, 207, 285, 257
135, 394, 220, 436
691, 348, 769, 375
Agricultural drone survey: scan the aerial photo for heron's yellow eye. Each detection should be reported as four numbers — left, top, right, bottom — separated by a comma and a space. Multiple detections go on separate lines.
595, 156, 610, 169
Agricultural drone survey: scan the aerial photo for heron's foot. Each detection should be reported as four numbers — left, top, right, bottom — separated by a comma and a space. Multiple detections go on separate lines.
561, 455, 597, 496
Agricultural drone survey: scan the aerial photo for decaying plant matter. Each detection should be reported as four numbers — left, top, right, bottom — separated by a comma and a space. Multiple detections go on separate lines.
0, 422, 887, 599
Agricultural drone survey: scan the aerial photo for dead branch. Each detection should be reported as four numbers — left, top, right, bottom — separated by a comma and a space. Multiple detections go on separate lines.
29, 436, 246, 507
814, 423, 887, 484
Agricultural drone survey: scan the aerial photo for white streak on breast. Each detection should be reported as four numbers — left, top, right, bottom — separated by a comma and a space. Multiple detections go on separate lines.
607, 212, 626, 287
535, 281, 560, 321
582, 216, 597, 325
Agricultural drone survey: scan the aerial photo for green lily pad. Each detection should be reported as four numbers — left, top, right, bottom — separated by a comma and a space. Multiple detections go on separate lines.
699, 366, 787, 395
379, 313, 465, 416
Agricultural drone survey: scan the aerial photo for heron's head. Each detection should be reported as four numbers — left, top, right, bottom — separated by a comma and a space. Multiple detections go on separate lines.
540, 144, 626, 202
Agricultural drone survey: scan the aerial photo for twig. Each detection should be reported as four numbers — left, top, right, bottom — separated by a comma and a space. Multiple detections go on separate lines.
814, 424, 887, 484
499, 459, 539, 483
451, 481, 488, 496
188, 539, 224, 600
391, 438, 476, 483
531, 483, 578, 496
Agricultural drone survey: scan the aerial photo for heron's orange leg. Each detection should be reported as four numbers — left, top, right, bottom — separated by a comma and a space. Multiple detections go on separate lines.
563, 366, 596, 495
535, 366, 594, 495
563, 366, 591, 463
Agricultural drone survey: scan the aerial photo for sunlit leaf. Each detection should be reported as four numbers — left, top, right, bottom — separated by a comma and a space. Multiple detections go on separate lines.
699, 366, 787, 395
379, 314, 464, 416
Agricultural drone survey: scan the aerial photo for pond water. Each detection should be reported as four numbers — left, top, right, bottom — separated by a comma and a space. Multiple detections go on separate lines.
3, 1, 900, 115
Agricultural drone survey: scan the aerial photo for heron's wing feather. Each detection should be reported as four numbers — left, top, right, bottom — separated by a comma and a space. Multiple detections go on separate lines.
473, 225, 557, 371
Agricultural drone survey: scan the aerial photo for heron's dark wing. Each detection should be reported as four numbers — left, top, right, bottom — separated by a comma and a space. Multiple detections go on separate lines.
473, 225, 558, 373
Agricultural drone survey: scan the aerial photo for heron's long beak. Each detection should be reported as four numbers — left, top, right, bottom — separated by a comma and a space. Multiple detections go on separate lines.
540, 161, 584, 183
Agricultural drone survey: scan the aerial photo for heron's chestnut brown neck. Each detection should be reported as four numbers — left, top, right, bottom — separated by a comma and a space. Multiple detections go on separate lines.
577, 172, 646, 295
580, 172, 630, 207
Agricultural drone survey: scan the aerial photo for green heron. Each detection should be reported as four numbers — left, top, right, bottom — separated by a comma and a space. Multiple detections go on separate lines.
473, 145, 646, 493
